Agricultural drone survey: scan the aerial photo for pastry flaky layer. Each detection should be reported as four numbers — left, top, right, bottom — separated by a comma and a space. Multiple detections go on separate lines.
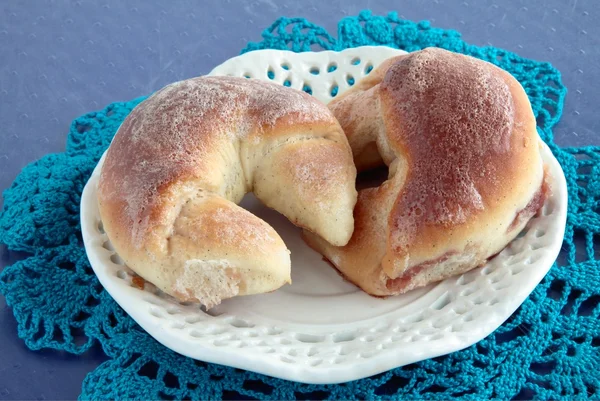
98, 76, 357, 308
304, 47, 548, 296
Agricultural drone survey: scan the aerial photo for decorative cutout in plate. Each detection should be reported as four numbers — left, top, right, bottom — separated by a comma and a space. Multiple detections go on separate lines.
81, 46, 568, 384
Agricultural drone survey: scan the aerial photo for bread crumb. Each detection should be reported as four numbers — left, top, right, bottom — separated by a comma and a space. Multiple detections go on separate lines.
132, 275, 145, 290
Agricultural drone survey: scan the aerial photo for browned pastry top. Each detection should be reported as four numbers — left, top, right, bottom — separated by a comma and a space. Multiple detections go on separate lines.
99, 76, 337, 248
380, 48, 531, 264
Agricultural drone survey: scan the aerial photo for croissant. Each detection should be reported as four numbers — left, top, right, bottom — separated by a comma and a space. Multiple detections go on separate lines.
304, 48, 548, 296
98, 76, 357, 308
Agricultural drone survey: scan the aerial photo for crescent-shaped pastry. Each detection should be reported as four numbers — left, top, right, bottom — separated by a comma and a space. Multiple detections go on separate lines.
304, 48, 548, 296
98, 76, 357, 308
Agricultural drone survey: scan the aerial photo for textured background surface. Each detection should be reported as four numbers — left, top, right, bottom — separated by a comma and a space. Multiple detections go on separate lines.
0, 0, 598, 399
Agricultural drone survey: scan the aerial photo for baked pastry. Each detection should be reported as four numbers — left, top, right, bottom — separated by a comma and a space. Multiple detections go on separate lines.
98, 76, 357, 308
304, 47, 548, 296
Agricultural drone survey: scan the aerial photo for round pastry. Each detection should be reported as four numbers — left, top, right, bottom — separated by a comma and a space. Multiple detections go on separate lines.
98, 76, 357, 308
303, 47, 548, 296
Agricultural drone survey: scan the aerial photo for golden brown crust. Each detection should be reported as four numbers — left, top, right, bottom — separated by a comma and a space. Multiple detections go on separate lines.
99, 77, 342, 246
307, 48, 547, 296
98, 76, 357, 307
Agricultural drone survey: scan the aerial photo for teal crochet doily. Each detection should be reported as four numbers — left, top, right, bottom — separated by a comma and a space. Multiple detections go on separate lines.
1, 10, 599, 400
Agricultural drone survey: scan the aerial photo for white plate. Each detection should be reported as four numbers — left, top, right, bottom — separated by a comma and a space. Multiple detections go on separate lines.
80, 47, 568, 384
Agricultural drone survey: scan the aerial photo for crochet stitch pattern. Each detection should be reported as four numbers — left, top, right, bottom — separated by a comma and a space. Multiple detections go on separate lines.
1, 10, 598, 400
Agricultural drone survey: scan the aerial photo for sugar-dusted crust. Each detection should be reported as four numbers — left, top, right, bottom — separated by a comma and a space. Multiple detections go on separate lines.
305, 48, 548, 296
98, 76, 357, 308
